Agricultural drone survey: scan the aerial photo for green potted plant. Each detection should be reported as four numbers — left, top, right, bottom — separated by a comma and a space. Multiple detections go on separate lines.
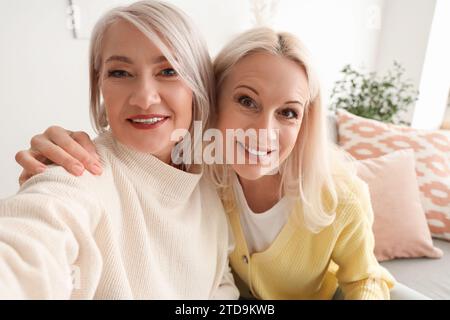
329, 61, 419, 125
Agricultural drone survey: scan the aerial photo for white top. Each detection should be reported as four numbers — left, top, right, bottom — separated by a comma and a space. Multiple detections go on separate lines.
233, 176, 294, 255
0, 131, 238, 299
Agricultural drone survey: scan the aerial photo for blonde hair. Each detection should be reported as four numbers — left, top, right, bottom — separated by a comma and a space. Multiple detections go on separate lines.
89, 1, 214, 170
211, 27, 357, 232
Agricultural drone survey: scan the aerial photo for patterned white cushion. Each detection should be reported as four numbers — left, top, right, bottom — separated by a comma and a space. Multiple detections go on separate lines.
336, 109, 450, 241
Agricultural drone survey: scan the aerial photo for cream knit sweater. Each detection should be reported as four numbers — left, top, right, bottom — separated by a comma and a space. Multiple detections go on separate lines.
0, 131, 238, 299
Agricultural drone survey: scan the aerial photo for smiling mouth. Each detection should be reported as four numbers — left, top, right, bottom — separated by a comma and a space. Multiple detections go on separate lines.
236, 141, 277, 157
127, 116, 168, 124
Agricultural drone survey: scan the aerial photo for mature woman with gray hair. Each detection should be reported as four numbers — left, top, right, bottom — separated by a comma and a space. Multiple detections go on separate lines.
0, 1, 238, 299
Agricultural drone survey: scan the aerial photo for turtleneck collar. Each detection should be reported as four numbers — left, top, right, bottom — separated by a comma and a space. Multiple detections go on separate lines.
96, 131, 202, 205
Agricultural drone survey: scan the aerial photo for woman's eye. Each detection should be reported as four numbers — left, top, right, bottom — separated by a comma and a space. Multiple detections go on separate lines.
160, 68, 177, 77
238, 96, 257, 109
279, 108, 299, 119
107, 70, 131, 78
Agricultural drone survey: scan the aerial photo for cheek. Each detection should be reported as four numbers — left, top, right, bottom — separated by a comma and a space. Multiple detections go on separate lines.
216, 102, 244, 132
279, 126, 301, 160
167, 84, 193, 126
216, 110, 232, 133
101, 83, 127, 116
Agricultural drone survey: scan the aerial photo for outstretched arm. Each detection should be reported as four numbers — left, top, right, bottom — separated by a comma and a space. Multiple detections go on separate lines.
0, 171, 102, 299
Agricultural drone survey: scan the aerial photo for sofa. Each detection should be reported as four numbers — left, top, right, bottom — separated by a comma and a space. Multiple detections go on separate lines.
328, 114, 450, 300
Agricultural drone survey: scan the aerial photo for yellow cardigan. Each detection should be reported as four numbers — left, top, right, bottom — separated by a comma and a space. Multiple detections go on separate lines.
223, 177, 396, 300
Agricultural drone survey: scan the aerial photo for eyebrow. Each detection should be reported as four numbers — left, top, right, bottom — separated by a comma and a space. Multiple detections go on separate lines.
105, 55, 133, 64
105, 55, 168, 65
235, 85, 306, 107
236, 85, 259, 95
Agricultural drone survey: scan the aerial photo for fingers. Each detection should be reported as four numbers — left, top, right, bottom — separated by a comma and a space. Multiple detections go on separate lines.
71, 131, 99, 158
16, 126, 104, 185
30, 137, 87, 176
40, 126, 102, 176
19, 170, 34, 186
15, 150, 47, 177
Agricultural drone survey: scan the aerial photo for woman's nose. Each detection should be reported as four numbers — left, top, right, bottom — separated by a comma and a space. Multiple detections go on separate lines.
251, 114, 279, 144
254, 113, 278, 133
128, 77, 161, 110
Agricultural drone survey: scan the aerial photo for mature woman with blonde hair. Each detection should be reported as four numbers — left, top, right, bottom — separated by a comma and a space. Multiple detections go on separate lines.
209, 28, 427, 300
14, 22, 429, 299
0, 1, 238, 299
210, 27, 396, 299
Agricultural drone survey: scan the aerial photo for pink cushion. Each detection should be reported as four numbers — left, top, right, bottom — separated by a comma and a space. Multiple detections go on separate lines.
356, 149, 443, 261
337, 109, 450, 241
